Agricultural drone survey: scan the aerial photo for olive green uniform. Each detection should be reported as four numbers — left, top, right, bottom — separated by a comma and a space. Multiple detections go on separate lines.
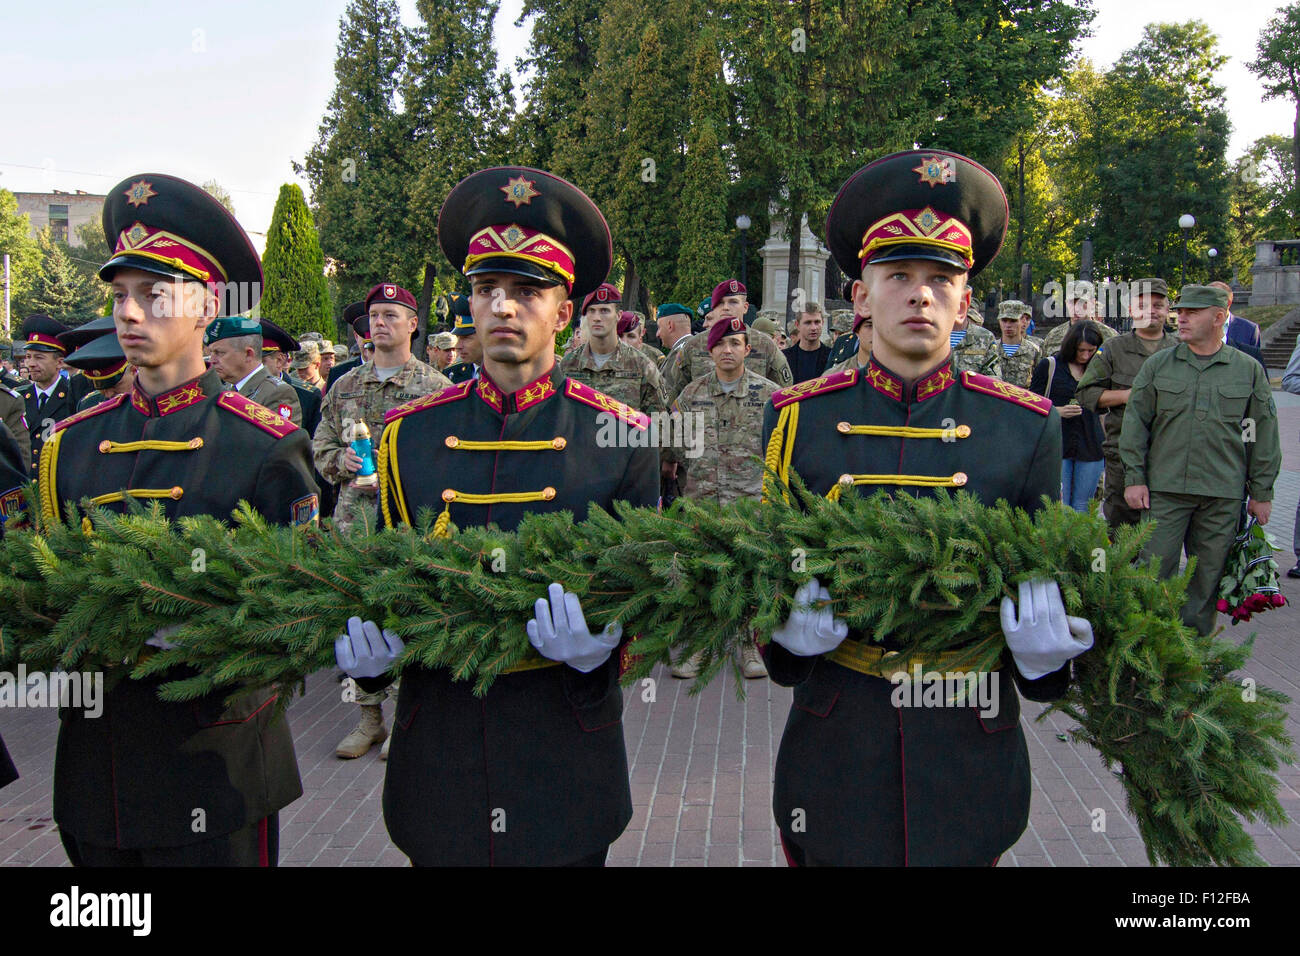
1075, 330, 1179, 528
1118, 343, 1281, 635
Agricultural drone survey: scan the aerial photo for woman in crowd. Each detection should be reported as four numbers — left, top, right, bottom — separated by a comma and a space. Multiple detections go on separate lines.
1030, 322, 1105, 512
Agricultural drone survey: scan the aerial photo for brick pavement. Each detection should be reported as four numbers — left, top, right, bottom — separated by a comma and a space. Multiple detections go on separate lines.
3, 394, 1299, 867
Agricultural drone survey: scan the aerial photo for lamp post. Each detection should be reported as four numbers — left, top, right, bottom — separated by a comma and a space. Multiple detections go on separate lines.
1207, 247, 1218, 282
1178, 213, 1196, 286
736, 214, 752, 288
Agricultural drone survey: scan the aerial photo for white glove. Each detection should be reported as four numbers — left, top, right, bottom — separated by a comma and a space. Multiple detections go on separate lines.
1000, 579, 1094, 680
146, 624, 183, 651
526, 582, 622, 673
771, 577, 848, 657
334, 616, 405, 679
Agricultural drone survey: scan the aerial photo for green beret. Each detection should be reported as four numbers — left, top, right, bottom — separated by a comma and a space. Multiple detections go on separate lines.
1172, 284, 1229, 310
656, 303, 693, 320
203, 316, 262, 346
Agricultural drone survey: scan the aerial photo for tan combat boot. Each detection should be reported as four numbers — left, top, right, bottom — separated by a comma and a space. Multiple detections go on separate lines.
671, 650, 703, 679
379, 733, 391, 761
336, 704, 387, 759
740, 641, 768, 679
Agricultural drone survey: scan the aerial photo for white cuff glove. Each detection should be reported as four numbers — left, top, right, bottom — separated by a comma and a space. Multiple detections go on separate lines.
771, 577, 848, 657
526, 583, 622, 673
1000, 579, 1094, 680
334, 616, 405, 679
146, 624, 183, 651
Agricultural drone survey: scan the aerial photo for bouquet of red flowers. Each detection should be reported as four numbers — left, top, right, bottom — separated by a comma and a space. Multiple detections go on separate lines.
1216, 514, 1287, 624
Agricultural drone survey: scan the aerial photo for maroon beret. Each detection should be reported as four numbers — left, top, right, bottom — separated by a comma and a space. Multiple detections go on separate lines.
710, 279, 746, 311
617, 310, 639, 335
365, 282, 417, 311
581, 282, 621, 314
853, 312, 871, 334
707, 315, 747, 351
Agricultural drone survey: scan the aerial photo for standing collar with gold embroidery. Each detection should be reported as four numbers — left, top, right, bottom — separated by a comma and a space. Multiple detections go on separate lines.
131, 368, 221, 417
475, 366, 559, 415
865, 356, 957, 404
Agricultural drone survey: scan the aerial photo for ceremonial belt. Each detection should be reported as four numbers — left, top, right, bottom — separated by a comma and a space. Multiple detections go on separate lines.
825, 640, 1001, 679
501, 649, 561, 675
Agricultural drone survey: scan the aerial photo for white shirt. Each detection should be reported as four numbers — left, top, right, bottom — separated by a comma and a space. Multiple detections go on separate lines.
233, 367, 262, 392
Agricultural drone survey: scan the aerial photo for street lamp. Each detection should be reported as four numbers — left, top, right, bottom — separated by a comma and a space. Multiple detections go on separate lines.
1178, 213, 1196, 286
736, 214, 752, 287
1207, 247, 1218, 281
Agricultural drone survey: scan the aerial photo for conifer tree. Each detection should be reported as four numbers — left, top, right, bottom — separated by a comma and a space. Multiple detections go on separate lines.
261, 184, 332, 337
27, 229, 101, 319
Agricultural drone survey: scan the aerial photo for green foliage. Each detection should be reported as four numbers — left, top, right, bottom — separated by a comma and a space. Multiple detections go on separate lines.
26, 228, 104, 319
260, 184, 332, 337
0, 189, 40, 320
0, 480, 1291, 867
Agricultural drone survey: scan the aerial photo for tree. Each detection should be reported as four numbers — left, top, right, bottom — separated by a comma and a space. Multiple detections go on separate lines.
673, 33, 733, 303
1228, 134, 1298, 283
299, 0, 419, 310
0, 189, 41, 332
261, 184, 332, 337
1248, 2, 1300, 203
27, 228, 103, 320
201, 180, 237, 218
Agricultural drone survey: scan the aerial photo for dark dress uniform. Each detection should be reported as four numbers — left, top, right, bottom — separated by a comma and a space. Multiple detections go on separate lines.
41, 171, 321, 865
42, 369, 318, 857
362, 165, 658, 866
0, 413, 28, 789
372, 369, 657, 864
763, 148, 1072, 866
21, 379, 77, 472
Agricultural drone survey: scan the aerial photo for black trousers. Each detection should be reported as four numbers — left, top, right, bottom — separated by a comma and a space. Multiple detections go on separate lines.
60, 814, 279, 867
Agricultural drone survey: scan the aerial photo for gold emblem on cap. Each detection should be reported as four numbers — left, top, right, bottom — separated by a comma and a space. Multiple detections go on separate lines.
501, 175, 540, 208
913, 156, 956, 188
124, 180, 157, 208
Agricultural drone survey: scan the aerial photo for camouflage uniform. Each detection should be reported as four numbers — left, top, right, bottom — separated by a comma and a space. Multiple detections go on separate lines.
557, 341, 670, 416
313, 355, 450, 534
950, 323, 1000, 377
1041, 319, 1117, 356
637, 341, 666, 369
664, 327, 791, 402
828, 309, 855, 336
672, 368, 777, 504
995, 338, 1043, 389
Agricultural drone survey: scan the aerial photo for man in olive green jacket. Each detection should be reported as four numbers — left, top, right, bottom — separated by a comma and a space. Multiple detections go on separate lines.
1119, 285, 1281, 636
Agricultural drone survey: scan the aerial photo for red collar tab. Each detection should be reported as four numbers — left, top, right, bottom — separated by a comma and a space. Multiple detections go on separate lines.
915, 362, 957, 402
863, 359, 903, 401
865, 357, 956, 403
130, 374, 210, 418
476, 368, 557, 415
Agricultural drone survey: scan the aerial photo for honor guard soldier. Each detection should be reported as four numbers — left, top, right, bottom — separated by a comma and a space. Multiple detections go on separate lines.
1119, 284, 1281, 636
0, 377, 31, 471
334, 167, 659, 866
663, 279, 792, 401
19, 314, 80, 471
43, 173, 319, 866
59, 318, 135, 411
1074, 277, 1179, 529
761, 150, 1094, 866
204, 316, 302, 424
326, 301, 368, 391
265, 323, 321, 435
443, 293, 481, 383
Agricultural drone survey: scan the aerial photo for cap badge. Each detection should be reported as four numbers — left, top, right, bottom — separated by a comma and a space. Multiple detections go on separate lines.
913, 156, 956, 188
383, 284, 397, 299
731, 317, 743, 332
125, 180, 157, 207
501, 175, 540, 208
729, 280, 739, 293
501, 224, 526, 248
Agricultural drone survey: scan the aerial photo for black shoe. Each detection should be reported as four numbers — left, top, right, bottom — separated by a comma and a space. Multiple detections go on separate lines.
1287, 563, 1300, 580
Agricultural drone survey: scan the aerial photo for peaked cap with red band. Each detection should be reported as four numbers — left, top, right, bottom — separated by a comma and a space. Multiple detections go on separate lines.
63, 331, 128, 385
99, 173, 263, 316
710, 279, 747, 311
581, 282, 622, 314
21, 314, 71, 353
438, 166, 613, 298
826, 149, 1008, 279
259, 319, 299, 355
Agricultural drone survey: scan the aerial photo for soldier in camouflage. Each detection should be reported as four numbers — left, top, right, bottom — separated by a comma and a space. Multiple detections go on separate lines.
559, 285, 670, 416
949, 304, 1000, 376
620, 310, 665, 369
994, 300, 1043, 388
1041, 280, 1117, 355
663, 279, 791, 401
669, 316, 775, 680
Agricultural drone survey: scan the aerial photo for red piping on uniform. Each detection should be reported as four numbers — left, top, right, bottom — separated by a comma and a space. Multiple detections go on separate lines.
484, 416, 507, 526
258, 817, 269, 867
898, 399, 912, 474
779, 832, 800, 868
897, 707, 909, 867
198, 693, 278, 727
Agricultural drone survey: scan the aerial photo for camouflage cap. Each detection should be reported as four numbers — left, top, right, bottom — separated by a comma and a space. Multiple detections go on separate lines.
432, 331, 458, 350
829, 309, 855, 333
333, 344, 349, 359
291, 342, 320, 368
997, 299, 1031, 321
1171, 284, 1229, 310
1067, 279, 1095, 302
751, 316, 780, 336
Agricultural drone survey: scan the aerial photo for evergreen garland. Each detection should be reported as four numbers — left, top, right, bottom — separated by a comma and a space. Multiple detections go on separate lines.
0, 480, 1291, 867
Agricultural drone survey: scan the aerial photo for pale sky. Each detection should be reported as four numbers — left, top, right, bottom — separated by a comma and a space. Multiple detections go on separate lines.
0, 0, 1292, 236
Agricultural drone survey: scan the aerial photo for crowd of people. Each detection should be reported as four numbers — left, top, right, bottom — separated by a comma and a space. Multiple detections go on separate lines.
0, 148, 1289, 868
